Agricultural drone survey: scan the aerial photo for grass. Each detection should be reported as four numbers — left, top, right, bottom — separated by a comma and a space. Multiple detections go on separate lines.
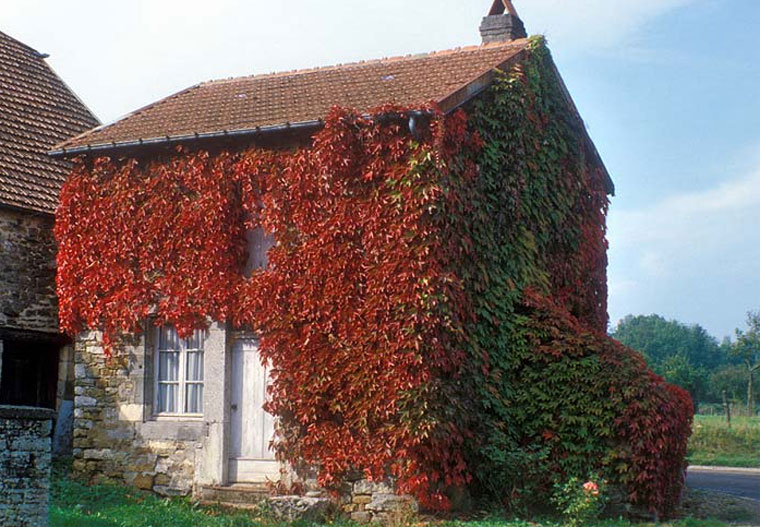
52, 476, 264, 527
51, 474, 742, 527
687, 414, 760, 467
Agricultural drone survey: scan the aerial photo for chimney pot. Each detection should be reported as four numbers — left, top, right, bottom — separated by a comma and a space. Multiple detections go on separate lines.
480, 13, 527, 43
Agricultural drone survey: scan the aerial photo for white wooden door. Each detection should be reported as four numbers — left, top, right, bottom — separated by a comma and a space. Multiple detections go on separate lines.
228, 338, 279, 482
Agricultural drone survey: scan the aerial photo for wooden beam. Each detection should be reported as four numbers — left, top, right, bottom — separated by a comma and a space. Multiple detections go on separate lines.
488, 0, 519, 17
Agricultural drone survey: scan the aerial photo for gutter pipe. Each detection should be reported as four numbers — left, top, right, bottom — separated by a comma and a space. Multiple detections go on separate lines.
49, 110, 437, 159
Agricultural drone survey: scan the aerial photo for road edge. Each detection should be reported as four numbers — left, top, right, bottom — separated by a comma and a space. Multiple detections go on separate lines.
689, 465, 760, 475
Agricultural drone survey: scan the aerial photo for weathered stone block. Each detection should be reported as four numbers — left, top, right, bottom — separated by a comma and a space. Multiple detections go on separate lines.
153, 485, 191, 497
82, 448, 112, 460
74, 395, 97, 407
133, 473, 154, 490
353, 479, 394, 495
268, 495, 335, 522
365, 493, 418, 513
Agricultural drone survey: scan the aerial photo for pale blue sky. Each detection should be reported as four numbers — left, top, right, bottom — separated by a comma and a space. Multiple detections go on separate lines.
3, 0, 758, 339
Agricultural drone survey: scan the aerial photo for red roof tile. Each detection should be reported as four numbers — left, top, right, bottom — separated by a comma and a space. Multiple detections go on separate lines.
55, 39, 529, 154
0, 31, 99, 214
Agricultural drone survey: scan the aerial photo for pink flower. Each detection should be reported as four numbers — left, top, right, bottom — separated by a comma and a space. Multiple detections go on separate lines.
583, 481, 599, 496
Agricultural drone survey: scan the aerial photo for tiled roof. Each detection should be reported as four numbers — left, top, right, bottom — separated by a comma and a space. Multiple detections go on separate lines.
0, 31, 99, 214
55, 39, 529, 154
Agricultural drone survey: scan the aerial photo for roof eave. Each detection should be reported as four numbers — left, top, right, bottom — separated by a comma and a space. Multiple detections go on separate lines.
0, 201, 56, 217
48, 119, 325, 158
545, 59, 615, 196
437, 46, 528, 114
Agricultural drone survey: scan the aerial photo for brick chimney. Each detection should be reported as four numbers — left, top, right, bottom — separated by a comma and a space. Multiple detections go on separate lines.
480, 0, 527, 43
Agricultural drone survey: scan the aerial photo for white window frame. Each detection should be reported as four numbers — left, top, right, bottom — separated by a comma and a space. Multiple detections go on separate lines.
153, 326, 205, 419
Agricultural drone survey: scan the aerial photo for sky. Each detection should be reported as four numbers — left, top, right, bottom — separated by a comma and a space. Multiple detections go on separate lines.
2, 0, 758, 339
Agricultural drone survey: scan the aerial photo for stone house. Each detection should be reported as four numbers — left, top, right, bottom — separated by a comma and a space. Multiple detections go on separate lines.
0, 31, 98, 453
50, 2, 614, 516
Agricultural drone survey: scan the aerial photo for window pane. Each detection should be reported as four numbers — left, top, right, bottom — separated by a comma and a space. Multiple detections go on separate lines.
159, 351, 179, 381
158, 383, 178, 413
185, 384, 203, 413
186, 351, 204, 381
184, 329, 205, 350
159, 326, 180, 350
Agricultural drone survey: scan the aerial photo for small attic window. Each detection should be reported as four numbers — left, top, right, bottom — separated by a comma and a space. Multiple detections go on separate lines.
381, 74, 395, 82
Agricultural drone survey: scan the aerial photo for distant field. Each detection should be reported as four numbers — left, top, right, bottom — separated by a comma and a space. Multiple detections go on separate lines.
688, 414, 760, 468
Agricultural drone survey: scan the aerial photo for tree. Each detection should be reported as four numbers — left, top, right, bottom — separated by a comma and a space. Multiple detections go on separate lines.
660, 353, 708, 402
733, 311, 760, 415
612, 315, 722, 371
707, 364, 746, 403
612, 315, 721, 402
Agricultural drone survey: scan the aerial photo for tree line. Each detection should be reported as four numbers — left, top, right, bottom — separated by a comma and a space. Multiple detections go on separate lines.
612, 311, 760, 414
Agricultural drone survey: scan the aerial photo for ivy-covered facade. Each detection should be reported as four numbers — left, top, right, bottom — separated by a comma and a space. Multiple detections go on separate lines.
53, 16, 692, 521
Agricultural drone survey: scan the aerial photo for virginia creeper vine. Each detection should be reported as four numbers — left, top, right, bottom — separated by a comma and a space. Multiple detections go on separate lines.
55, 38, 692, 516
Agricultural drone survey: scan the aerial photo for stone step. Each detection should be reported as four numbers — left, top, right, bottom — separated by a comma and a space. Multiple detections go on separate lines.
198, 483, 270, 506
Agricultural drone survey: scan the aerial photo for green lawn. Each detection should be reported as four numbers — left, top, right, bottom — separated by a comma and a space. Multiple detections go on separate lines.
687, 414, 760, 467
51, 477, 271, 527
51, 475, 738, 527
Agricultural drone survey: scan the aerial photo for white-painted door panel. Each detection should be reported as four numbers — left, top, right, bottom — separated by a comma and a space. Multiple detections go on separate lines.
229, 338, 278, 482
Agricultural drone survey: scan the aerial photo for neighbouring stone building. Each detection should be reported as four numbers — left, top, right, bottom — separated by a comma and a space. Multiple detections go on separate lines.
51, 2, 614, 521
0, 30, 99, 453
0, 405, 56, 527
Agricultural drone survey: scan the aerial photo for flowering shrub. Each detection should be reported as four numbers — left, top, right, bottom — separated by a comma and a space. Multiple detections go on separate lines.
552, 475, 607, 527
55, 38, 692, 515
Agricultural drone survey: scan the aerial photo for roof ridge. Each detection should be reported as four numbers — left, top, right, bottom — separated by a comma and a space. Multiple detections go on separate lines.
202, 39, 529, 86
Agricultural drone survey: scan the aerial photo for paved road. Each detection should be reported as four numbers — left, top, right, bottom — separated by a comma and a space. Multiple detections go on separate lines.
687, 467, 760, 501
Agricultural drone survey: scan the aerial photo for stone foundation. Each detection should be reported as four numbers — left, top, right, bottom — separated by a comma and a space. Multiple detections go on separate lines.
0, 405, 55, 527
269, 476, 417, 523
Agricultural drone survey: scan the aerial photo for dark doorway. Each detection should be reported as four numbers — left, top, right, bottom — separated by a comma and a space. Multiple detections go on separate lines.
0, 339, 59, 409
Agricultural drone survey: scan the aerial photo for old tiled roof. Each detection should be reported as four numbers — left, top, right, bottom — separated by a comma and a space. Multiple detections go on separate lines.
54, 39, 530, 155
0, 31, 99, 214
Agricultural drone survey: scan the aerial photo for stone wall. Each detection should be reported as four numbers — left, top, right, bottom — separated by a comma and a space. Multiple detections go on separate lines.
73, 331, 199, 495
72, 325, 229, 495
0, 405, 55, 527
341, 478, 418, 523
261, 476, 417, 523
0, 208, 58, 333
